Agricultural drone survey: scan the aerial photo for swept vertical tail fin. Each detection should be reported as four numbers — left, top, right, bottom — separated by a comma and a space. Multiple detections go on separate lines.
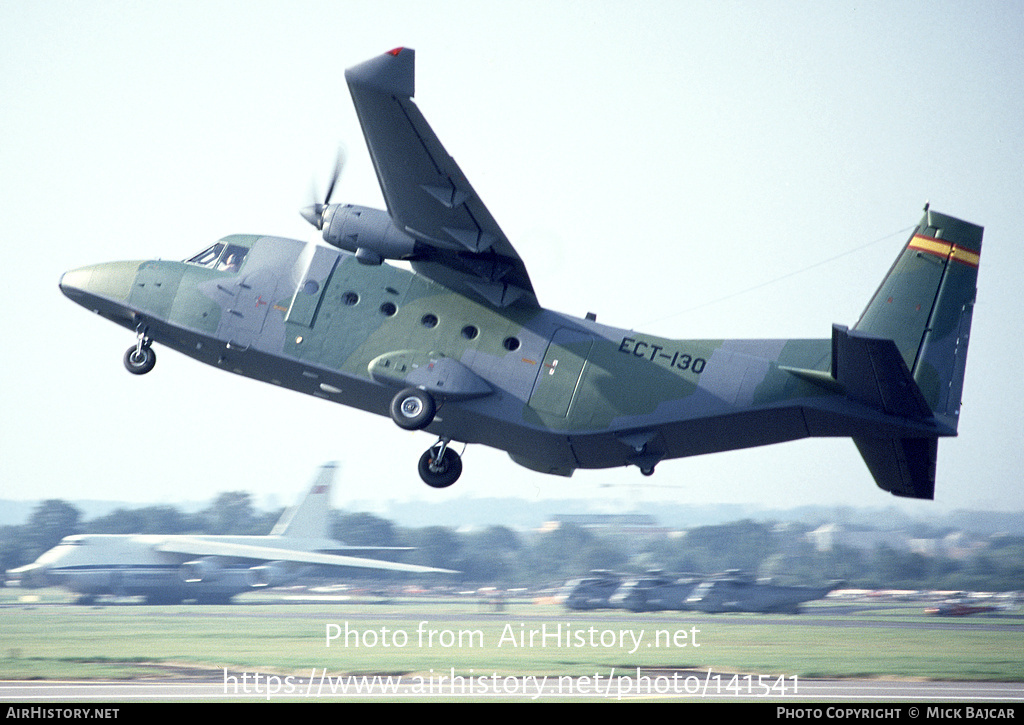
854, 207, 982, 426
851, 207, 982, 499
270, 463, 337, 538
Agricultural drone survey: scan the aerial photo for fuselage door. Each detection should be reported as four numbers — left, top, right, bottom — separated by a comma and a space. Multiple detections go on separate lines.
221, 268, 277, 349
529, 328, 594, 417
286, 244, 340, 328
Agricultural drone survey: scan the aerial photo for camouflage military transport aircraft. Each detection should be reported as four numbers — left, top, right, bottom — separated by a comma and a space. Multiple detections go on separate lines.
59, 48, 982, 496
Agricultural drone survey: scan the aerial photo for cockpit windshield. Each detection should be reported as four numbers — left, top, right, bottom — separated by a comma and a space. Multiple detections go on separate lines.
186, 242, 249, 272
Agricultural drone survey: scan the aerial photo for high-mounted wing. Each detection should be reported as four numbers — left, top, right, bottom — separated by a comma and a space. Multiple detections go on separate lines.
155, 536, 455, 574
344, 48, 538, 308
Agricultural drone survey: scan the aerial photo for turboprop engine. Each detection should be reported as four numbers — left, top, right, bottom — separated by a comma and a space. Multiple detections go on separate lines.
320, 204, 417, 265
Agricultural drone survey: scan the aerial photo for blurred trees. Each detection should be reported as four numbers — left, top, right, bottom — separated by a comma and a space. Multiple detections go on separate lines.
333, 512, 400, 548
87, 505, 200, 535
24, 500, 81, 558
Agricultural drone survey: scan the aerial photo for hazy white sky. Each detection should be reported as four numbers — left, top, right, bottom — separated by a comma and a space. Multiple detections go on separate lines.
2, 1, 1022, 516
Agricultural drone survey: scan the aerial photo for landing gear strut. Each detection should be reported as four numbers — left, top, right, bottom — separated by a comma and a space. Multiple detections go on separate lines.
418, 438, 462, 488
123, 325, 156, 375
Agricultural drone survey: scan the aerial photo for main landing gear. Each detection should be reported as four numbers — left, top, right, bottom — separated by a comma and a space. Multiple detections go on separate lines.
390, 387, 436, 430
123, 326, 156, 375
388, 387, 463, 488
418, 438, 462, 488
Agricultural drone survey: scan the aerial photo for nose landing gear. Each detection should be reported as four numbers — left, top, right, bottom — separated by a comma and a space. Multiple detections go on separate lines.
123, 326, 156, 375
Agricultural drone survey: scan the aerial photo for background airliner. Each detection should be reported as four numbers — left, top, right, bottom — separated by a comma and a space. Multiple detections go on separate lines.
6, 463, 452, 604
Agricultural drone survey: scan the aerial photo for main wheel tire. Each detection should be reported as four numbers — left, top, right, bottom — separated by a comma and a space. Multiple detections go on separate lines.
123, 345, 156, 375
418, 446, 462, 488
390, 388, 436, 430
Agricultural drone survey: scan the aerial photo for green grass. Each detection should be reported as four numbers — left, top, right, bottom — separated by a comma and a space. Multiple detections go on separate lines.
2, 589, 1022, 682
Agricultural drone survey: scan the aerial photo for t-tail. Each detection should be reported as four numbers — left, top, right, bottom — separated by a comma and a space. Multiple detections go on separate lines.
269, 462, 337, 538
847, 206, 982, 499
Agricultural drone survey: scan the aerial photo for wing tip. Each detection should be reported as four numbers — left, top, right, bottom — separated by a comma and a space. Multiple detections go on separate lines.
346, 47, 416, 97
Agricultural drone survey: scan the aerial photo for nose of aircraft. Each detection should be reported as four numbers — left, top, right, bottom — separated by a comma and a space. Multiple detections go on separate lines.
59, 261, 140, 304
6, 562, 49, 589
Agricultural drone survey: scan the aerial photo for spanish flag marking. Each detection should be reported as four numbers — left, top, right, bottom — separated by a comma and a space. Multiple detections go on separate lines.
908, 234, 980, 268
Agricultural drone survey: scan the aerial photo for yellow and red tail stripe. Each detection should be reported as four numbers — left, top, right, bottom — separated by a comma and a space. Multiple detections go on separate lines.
908, 234, 980, 268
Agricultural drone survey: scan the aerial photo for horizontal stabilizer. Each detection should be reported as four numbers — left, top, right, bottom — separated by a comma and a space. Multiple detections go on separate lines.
853, 436, 937, 500
831, 325, 940, 498
831, 324, 933, 420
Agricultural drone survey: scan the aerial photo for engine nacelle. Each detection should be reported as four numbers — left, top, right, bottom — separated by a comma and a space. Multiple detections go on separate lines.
247, 561, 298, 589
180, 557, 222, 584
321, 204, 417, 264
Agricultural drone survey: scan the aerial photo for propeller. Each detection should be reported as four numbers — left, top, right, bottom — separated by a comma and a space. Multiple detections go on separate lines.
300, 149, 346, 230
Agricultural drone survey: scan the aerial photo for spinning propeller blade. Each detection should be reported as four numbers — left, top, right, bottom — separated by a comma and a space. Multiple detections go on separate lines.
300, 149, 345, 230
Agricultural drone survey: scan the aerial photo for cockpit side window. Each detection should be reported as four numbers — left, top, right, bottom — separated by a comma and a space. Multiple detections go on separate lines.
217, 244, 248, 272
185, 242, 248, 272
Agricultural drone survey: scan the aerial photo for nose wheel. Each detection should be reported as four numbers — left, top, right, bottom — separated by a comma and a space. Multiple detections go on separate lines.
418, 438, 462, 488
123, 327, 156, 375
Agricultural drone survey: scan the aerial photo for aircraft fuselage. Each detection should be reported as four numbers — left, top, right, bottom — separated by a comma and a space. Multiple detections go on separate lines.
60, 232, 949, 483
9, 534, 299, 603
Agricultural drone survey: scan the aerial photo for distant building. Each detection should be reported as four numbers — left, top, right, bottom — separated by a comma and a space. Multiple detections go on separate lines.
808, 523, 986, 560
807, 524, 909, 553
544, 514, 665, 537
